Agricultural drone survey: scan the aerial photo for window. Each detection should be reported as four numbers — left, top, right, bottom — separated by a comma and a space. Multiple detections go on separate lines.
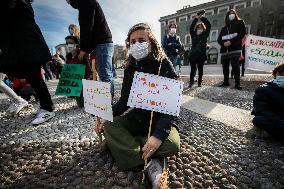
265, 24, 272, 36
234, 2, 246, 10
168, 19, 176, 25
185, 34, 191, 45
179, 16, 188, 22
161, 21, 166, 27
268, 11, 274, 20
191, 14, 196, 20
244, 13, 250, 21
213, 20, 218, 26
251, 0, 261, 7
210, 30, 218, 42
218, 6, 229, 14
205, 10, 214, 16
246, 25, 251, 34
282, 0, 284, 6
280, 13, 284, 20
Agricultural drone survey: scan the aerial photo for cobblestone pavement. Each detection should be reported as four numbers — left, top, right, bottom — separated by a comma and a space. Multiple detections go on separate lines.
0, 76, 283, 189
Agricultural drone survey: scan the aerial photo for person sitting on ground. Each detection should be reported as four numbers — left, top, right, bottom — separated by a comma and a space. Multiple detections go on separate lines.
12, 78, 38, 102
95, 23, 180, 188
65, 35, 92, 107
252, 63, 284, 139
0, 73, 29, 115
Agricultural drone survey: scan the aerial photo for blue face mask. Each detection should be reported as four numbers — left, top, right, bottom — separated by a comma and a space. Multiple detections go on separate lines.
272, 76, 284, 88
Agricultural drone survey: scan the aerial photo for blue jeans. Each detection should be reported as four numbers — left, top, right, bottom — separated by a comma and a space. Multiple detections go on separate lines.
95, 43, 114, 96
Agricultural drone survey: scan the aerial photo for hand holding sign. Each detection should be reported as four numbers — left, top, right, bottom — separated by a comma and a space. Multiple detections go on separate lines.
82, 80, 113, 122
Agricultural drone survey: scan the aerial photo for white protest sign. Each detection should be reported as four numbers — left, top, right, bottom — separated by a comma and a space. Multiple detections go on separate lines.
127, 72, 184, 116
82, 79, 113, 122
222, 33, 238, 40
246, 35, 284, 72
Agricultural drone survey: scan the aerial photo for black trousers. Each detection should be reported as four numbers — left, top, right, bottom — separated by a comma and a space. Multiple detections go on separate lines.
222, 57, 240, 86
23, 66, 53, 112
190, 61, 204, 82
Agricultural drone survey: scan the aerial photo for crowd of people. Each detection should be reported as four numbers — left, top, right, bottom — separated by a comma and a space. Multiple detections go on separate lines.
0, 0, 283, 188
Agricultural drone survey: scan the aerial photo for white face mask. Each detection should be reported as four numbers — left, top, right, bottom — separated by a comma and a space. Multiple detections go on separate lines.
229, 14, 235, 21
67, 44, 76, 53
197, 29, 203, 35
170, 28, 177, 35
129, 42, 150, 61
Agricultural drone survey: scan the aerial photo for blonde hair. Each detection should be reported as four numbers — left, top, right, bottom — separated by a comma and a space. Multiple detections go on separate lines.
68, 24, 80, 37
125, 23, 167, 64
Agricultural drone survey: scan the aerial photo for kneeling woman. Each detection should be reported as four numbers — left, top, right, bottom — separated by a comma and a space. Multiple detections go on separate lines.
95, 23, 180, 185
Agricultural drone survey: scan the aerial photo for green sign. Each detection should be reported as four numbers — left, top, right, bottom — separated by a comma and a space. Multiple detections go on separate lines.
55, 64, 86, 97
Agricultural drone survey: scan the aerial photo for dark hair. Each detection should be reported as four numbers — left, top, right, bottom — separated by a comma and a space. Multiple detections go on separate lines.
65, 36, 80, 44
168, 23, 177, 29
272, 63, 284, 77
225, 9, 241, 26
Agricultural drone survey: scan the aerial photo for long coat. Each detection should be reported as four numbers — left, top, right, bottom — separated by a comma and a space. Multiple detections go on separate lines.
0, 0, 51, 76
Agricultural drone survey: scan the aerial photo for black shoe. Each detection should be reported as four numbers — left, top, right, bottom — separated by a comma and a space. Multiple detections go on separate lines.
219, 82, 230, 87
235, 85, 242, 90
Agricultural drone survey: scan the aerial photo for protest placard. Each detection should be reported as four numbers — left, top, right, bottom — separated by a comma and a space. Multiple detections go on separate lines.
82, 79, 113, 122
246, 35, 284, 72
127, 72, 184, 116
55, 64, 85, 97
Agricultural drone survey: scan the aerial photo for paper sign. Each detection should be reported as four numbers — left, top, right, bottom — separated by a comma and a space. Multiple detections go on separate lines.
222, 33, 238, 40
127, 72, 184, 116
246, 35, 284, 72
55, 64, 85, 97
82, 79, 113, 122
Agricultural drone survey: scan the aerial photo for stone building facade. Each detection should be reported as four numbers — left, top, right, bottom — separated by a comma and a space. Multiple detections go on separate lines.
160, 0, 284, 64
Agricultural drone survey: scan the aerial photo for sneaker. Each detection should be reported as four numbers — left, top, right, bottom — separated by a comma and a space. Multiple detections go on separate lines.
7, 100, 29, 114
146, 159, 163, 189
31, 109, 55, 125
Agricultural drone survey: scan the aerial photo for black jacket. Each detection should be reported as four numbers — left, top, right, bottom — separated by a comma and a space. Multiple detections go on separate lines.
218, 19, 246, 54
252, 82, 284, 138
113, 54, 179, 141
162, 35, 182, 57
0, 0, 51, 75
189, 17, 211, 63
77, 0, 112, 53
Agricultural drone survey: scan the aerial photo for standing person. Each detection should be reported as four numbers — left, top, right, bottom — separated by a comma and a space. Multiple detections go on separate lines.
66, 0, 114, 97
0, 0, 55, 124
218, 9, 246, 90
188, 14, 211, 88
0, 73, 29, 114
162, 23, 182, 71
252, 63, 284, 139
95, 23, 180, 188
68, 24, 80, 37
53, 51, 65, 77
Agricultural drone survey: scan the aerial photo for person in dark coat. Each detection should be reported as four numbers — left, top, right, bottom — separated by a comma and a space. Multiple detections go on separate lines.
0, 0, 55, 124
95, 23, 180, 188
189, 14, 211, 87
218, 9, 246, 90
252, 63, 284, 139
162, 23, 182, 71
66, 0, 114, 97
